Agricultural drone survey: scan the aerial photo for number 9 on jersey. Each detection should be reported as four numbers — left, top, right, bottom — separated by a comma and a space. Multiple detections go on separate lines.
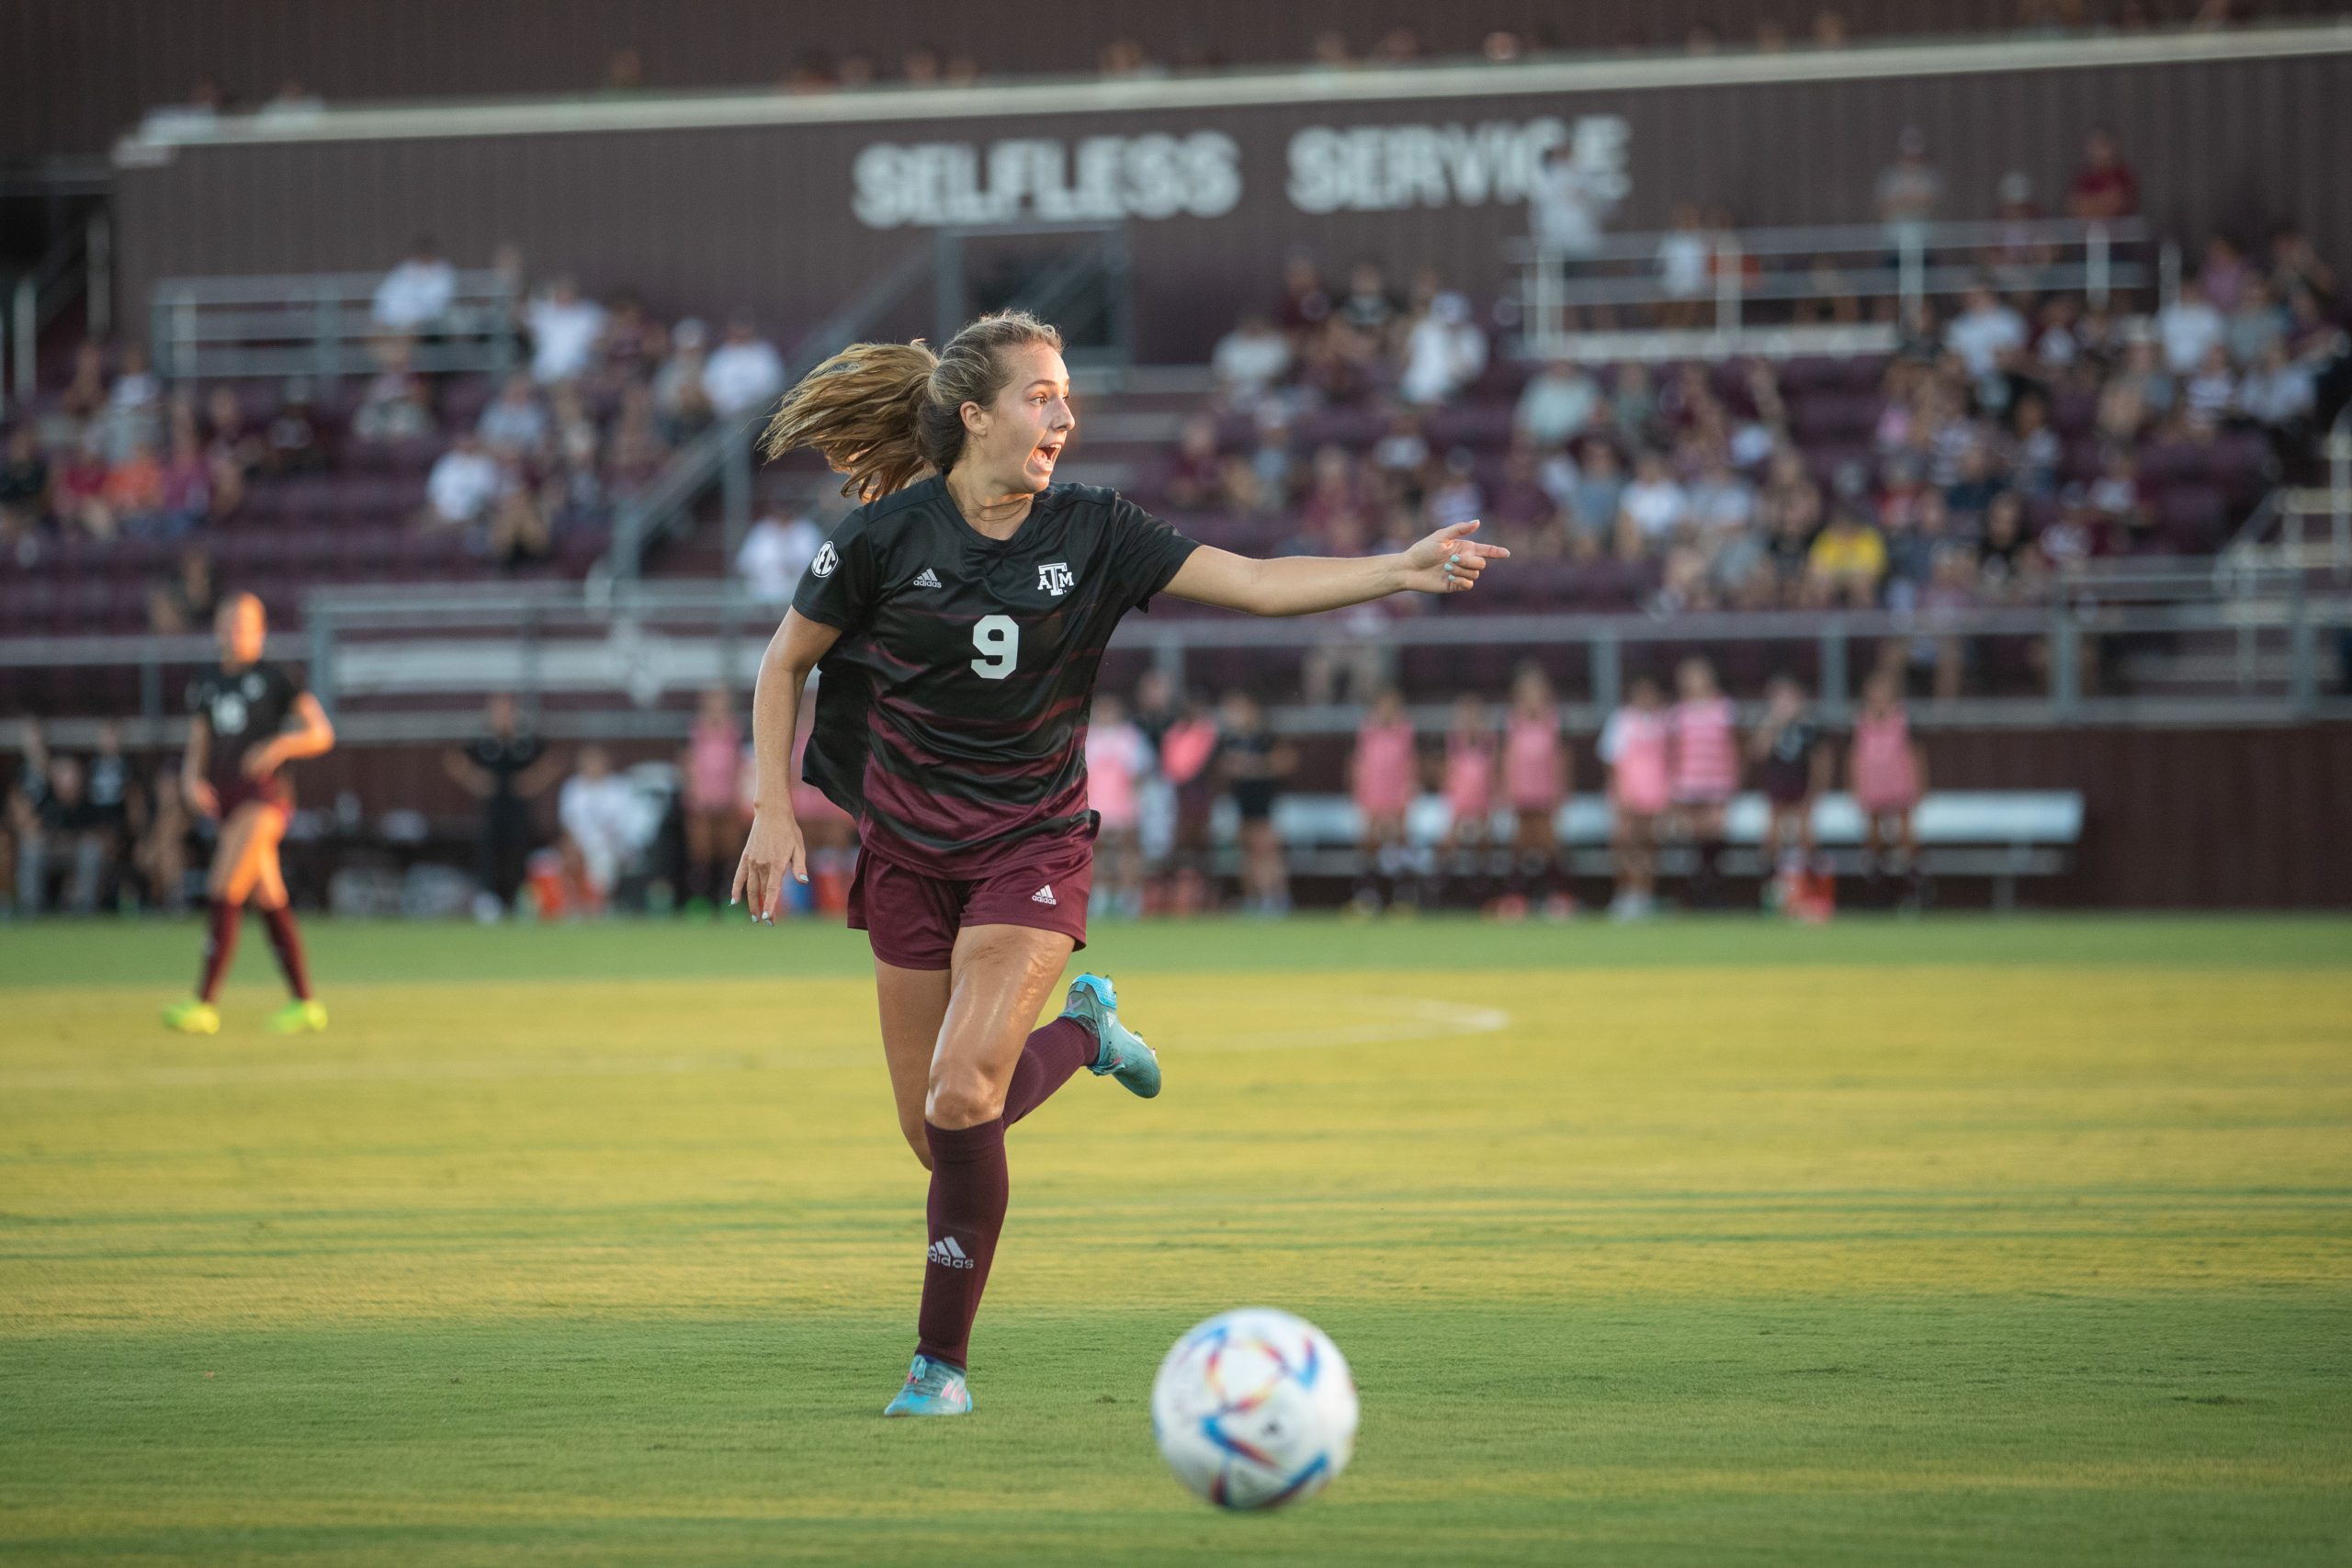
970, 614, 1019, 680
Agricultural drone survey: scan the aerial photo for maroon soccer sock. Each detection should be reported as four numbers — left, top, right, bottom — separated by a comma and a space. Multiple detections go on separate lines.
1001, 1018, 1097, 1126
198, 898, 241, 1002
916, 1118, 1009, 1371
260, 904, 312, 1001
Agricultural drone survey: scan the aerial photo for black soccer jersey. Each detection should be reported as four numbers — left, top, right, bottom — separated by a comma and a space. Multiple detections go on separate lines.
792, 478, 1199, 877
187, 661, 306, 795
462, 732, 547, 803
1758, 716, 1823, 800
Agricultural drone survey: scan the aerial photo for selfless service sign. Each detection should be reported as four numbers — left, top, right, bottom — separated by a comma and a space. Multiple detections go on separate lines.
850, 115, 1628, 229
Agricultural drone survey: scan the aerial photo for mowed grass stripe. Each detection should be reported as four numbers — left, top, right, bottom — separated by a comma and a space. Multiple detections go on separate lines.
3, 912, 2349, 992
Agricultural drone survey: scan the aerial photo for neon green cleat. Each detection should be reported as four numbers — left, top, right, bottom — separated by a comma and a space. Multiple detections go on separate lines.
266, 998, 329, 1034
162, 998, 220, 1035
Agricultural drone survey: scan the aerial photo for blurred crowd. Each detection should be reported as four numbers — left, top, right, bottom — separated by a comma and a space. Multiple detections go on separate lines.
1185, 130, 2343, 685
0, 241, 787, 580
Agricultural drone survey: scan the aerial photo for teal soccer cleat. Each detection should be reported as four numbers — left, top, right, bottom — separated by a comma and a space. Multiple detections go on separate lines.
882, 1354, 973, 1417
1064, 973, 1160, 1100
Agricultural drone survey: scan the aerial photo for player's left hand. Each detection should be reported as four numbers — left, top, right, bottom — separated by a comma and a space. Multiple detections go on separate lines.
241, 743, 280, 780
1400, 520, 1509, 596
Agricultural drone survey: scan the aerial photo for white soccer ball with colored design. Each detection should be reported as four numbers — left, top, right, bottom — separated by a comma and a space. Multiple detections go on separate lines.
1150, 1308, 1359, 1510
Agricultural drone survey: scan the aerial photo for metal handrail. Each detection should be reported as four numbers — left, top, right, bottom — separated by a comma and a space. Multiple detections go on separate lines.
592, 239, 944, 594
1515, 216, 2158, 358
2221, 404, 2352, 583
148, 267, 519, 380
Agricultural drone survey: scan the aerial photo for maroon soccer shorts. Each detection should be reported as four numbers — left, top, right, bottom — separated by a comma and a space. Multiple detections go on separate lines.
846, 833, 1094, 970
215, 774, 293, 822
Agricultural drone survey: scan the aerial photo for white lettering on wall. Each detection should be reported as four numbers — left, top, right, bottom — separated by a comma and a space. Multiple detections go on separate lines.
852, 132, 1241, 229
1284, 116, 1628, 214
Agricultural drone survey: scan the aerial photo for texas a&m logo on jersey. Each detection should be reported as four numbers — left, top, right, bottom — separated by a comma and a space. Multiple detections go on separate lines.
1036, 561, 1074, 597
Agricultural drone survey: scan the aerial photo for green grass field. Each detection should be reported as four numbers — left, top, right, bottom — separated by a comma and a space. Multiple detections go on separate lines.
3, 915, 2348, 1565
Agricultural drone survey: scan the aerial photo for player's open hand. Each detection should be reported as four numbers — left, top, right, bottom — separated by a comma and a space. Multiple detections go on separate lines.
1400, 520, 1509, 596
732, 808, 808, 924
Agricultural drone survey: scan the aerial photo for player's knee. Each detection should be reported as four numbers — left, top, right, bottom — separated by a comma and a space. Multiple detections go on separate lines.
925, 1067, 1004, 1130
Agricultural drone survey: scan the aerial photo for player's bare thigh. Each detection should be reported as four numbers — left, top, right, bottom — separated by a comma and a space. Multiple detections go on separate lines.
874, 959, 951, 1168
927, 923, 1075, 1130
209, 802, 285, 903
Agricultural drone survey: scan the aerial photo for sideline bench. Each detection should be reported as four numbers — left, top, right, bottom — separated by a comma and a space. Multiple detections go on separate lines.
1215, 791, 2086, 910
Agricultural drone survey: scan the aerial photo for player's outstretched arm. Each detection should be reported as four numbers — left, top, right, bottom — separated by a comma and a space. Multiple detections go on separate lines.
1163, 520, 1508, 618
734, 608, 842, 923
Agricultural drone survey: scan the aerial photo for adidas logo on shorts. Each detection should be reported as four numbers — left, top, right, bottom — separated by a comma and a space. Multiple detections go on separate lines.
1030, 885, 1057, 907
928, 1235, 975, 1269
911, 568, 942, 588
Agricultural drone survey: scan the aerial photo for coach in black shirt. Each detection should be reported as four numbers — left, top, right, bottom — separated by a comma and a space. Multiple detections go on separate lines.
444, 694, 561, 916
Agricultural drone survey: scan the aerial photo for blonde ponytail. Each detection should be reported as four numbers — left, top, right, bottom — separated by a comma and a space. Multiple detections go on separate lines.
761, 310, 1063, 503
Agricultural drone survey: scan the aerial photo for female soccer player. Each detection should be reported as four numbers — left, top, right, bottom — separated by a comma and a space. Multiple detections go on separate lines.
1667, 656, 1739, 907
1439, 694, 1498, 911
1499, 662, 1570, 919
164, 593, 335, 1034
730, 310, 1505, 1416
1600, 674, 1671, 919
1850, 668, 1929, 908
1751, 673, 1832, 916
1348, 685, 1418, 913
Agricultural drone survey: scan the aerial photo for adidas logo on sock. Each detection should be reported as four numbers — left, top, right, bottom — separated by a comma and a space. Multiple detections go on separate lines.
928, 1235, 975, 1269
1030, 885, 1057, 906
911, 568, 943, 588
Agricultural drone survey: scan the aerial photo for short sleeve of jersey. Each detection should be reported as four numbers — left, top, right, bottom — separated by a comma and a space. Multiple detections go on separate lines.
273, 663, 308, 703
1104, 498, 1201, 614
792, 513, 881, 633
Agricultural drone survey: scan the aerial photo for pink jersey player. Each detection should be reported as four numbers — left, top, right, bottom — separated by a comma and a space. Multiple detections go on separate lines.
1085, 712, 1150, 832
685, 697, 743, 814
1669, 694, 1739, 805
1443, 718, 1497, 828
1601, 701, 1673, 817
1503, 705, 1565, 812
1600, 675, 1672, 919
1352, 697, 1419, 820
1668, 656, 1739, 907
1849, 670, 1929, 908
1851, 695, 1922, 814
1351, 688, 1419, 912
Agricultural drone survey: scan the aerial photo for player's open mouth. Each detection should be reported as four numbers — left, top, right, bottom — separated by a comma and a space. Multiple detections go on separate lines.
1034, 441, 1062, 468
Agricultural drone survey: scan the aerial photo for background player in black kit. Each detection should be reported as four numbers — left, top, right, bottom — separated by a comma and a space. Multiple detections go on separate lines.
445, 694, 562, 919
731, 310, 1506, 1417
164, 593, 336, 1035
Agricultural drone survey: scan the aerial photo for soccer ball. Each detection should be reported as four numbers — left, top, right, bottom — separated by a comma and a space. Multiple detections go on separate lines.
1150, 1308, 1359, 1510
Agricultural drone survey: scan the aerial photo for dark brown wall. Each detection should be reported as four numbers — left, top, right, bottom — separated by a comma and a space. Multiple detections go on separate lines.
111, 47, 2352, 363
15, 0, 2329, 161
1916, 723, 2352, 908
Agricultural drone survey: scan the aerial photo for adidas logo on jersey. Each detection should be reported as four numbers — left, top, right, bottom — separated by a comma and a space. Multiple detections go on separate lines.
1030, 885, 1057, 907
928, 1236, 976, 1269
911, 568, 942, 588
